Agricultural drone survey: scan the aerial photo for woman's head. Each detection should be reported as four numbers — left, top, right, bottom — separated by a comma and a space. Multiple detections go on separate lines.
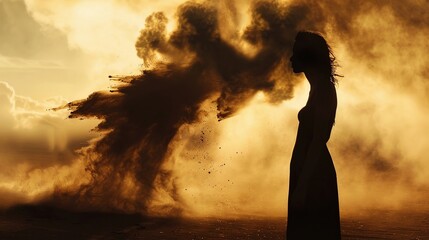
290, 31, 339, 84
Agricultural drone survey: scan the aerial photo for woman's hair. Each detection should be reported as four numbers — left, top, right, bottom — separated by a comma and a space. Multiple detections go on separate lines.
295, 31, 341, 84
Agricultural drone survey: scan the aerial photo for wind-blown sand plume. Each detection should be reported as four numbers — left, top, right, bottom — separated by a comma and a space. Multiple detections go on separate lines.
58, 0, 308, 214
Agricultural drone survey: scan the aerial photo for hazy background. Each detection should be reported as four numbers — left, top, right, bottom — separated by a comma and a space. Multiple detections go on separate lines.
0, 0, 428, 217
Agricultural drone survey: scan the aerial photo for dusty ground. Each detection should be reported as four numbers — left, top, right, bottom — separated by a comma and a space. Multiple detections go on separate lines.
0, 205, 428, 240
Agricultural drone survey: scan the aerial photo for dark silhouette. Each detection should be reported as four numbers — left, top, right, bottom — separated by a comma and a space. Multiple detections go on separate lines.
287, 31, 341, 239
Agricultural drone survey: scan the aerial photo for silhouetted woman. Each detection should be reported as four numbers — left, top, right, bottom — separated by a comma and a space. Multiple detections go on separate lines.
287, 31, 341, 239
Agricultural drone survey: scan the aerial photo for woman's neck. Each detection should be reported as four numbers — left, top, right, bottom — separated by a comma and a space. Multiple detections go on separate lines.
304, 69, 331, 91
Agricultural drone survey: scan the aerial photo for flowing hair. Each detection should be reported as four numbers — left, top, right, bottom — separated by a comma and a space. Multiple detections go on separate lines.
295, 31, 341, 85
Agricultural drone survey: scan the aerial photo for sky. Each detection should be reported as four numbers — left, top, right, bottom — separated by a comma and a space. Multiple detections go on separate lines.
0, 0, 428, 217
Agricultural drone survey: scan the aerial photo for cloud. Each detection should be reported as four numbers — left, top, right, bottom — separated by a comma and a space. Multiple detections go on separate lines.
0, 0, 70, 59
0, 81, 96, 208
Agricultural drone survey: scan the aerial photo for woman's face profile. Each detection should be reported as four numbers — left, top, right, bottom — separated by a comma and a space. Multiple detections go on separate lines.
290, 41, 306, 74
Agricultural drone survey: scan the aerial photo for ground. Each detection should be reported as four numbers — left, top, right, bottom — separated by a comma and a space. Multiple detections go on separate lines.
0, 205, 428, 240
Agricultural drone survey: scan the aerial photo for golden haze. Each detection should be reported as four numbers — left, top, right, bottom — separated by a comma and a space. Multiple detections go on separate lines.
0, 0, 428, 217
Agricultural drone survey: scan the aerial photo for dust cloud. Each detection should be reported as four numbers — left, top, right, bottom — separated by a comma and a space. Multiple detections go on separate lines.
56, 0, 306, 214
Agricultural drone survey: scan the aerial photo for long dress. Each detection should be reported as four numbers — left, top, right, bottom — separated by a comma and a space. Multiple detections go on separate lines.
286, 103, 341, 239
